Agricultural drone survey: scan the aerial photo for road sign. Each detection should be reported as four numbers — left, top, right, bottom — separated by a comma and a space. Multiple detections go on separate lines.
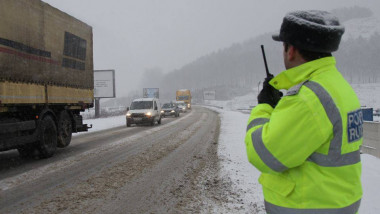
94, 70, 116, 98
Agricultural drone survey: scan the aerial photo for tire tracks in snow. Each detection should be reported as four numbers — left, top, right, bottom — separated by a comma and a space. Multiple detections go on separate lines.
0, 108, 211, 213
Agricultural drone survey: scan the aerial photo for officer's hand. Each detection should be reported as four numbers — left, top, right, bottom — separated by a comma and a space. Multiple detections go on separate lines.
257, 77, 283, 108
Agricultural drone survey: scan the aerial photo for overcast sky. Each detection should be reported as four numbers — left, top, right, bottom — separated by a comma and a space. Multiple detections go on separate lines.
43, 0, 379, 96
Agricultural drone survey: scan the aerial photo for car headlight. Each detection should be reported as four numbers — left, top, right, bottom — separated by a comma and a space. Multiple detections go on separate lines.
145, 112, 152, 116
182, 107, 186, 110
126, 112, 131, 117
160, 110, 164, 113
171, 110, 175, 113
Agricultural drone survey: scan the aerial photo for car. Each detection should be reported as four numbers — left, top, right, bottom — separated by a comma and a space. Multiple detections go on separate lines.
174, 101, 187, 113
161, 103, 180, 117
126, 98, 162, 127
177, 103, 187, 113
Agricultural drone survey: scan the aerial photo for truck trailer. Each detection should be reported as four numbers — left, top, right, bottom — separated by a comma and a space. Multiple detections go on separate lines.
176, 89, 192, 109
0, 0, 93, 158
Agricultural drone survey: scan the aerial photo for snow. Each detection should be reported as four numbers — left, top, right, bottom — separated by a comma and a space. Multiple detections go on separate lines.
352, 83, 380, 110
286, 10, 343, 31
204, 92, 258, 112
361, 154, 380, 213
216, 109, 265, 213
73, 115, 126, 135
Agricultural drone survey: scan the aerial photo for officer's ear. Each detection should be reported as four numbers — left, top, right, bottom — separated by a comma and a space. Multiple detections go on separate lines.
283, 43, 296, 62
286, 45, 297, 61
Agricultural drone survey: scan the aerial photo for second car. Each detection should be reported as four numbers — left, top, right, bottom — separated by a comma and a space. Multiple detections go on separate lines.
161, 103, 180, 117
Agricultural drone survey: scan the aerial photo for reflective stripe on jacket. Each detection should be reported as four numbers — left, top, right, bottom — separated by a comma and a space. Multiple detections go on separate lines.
245, 57, 362, 213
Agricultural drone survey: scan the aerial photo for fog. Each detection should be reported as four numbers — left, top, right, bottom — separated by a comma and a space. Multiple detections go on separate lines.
42, 0, 380, 96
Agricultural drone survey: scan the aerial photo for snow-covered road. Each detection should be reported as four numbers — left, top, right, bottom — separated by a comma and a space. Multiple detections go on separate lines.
0, 107, 222, 213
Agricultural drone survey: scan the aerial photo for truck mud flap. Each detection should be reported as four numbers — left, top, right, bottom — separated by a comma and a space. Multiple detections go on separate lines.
73, 114, 92, 132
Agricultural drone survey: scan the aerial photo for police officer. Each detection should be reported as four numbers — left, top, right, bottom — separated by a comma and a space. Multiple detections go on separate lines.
245, 10, 363, 213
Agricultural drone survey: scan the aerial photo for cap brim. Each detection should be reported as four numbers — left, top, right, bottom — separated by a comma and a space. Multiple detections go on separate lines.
272, 34, 282, 41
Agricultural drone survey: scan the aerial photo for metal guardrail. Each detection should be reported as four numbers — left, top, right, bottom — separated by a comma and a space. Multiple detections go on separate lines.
201, 104, 223, 109
362, 145, 377, 150
236, 108, 251, 111
363, 122, 380, 158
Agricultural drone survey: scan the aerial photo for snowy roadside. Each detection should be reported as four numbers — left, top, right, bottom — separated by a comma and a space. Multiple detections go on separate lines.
73, 115, 126, 136
208, 106, 380, 214
215, 109, 265, 213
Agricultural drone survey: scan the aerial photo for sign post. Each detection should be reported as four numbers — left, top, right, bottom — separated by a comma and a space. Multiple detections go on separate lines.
95, 98, 100, 118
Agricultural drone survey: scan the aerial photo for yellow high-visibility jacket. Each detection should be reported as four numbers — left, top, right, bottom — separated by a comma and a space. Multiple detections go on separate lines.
245, 57, 362, 214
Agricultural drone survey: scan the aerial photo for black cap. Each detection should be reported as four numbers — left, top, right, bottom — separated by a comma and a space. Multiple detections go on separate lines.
272, 10, 345, 53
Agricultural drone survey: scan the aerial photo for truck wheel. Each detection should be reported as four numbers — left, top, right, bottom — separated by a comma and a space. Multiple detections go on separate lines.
127, 121, 131, 127
57, 111, 72, 148
150, 119, 155, 126
37, 116, 57, 158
